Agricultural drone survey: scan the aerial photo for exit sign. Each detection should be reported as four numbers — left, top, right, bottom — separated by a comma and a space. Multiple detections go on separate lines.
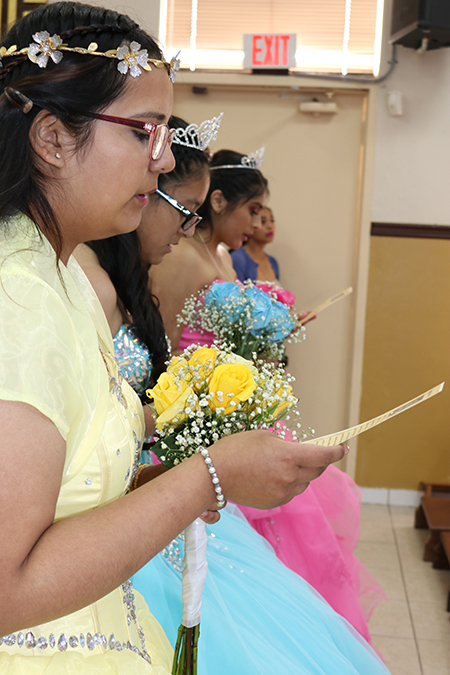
243, 34, 296, 70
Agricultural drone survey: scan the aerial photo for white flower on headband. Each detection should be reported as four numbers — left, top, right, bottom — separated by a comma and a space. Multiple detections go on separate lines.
28, 31, 63, 68
116, 41, 149, 78
1, 33, 179, 82
169, 52, 181, 83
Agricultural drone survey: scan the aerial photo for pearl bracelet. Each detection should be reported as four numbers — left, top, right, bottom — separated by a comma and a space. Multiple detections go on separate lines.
200, 447, 226, 508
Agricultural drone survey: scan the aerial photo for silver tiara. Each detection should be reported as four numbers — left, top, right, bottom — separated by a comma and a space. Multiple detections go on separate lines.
210, 145, 265, 171
172, 113, 223, 151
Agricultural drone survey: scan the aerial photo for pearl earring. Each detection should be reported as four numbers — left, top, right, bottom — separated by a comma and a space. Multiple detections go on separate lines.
55, 152, 61, 159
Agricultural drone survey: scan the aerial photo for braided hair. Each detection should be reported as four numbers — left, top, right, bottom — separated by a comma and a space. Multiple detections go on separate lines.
87, 232, 170, 388
0, 1, 162, 259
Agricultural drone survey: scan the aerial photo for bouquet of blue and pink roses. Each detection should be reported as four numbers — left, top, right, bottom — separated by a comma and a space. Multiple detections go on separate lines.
178, 280, 305, 361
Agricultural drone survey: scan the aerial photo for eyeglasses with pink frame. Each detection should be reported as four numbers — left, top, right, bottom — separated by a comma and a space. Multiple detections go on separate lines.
83, 111, 176, 161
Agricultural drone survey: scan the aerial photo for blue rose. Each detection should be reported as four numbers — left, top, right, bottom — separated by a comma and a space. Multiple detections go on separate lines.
267, 300, 295, 341
245, 287, 274, 335
205, 282, 244, 321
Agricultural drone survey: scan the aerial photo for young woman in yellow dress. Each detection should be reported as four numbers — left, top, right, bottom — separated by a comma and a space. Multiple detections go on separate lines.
0, 3, 348, 673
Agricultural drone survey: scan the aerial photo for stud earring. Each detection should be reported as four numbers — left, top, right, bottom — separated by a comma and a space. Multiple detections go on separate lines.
55, 152, 61, 159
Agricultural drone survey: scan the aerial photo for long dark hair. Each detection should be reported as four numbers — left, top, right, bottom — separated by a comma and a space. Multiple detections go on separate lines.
87, 232, 169, 386
88, 116, 210, 384
197, 149, 268, 234
0, 1, 162, 260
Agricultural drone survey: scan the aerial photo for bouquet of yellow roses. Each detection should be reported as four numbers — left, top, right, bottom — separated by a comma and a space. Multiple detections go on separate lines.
146, 344, 302, 674
149, 344, 300, 466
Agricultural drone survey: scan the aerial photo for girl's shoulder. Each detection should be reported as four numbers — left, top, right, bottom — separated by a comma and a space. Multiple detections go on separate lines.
74, 244, 122, 334
74, 245, 116, 301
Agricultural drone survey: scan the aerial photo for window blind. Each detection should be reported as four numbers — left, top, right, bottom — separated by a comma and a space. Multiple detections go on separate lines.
161, 0, 382, 75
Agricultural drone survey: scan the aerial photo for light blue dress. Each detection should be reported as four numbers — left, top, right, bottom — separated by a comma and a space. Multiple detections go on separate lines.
114, 325, 390, 675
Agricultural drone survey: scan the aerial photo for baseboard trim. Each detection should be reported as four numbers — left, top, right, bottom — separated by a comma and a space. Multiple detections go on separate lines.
359, 487, 422, 507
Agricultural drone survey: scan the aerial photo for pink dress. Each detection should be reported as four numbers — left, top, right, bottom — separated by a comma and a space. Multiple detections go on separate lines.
178, 326, 385, 646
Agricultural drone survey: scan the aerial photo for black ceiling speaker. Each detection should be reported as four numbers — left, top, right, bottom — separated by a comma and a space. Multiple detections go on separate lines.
390, 0, 450, 49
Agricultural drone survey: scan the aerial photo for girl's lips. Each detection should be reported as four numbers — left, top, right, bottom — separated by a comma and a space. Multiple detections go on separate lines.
135, 193, 149, 206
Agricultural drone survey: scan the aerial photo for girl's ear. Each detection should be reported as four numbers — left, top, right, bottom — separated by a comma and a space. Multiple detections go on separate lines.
209, 189, 227, 215
29, 110, 72, 168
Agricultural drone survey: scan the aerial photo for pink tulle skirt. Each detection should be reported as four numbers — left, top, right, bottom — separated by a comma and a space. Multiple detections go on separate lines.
238, 467, 385, 645
177, 325, 385, 645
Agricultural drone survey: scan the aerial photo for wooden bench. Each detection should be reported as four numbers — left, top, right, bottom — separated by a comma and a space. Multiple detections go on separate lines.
440, 532, 450, 612
415, 494, 450, 610
420, 481, 450, 497
414, 495, 450, 562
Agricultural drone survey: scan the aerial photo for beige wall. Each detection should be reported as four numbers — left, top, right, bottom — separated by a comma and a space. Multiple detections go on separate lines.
356, 0, 450, 488
372, 0, 450, 225
357, 235, 450, 489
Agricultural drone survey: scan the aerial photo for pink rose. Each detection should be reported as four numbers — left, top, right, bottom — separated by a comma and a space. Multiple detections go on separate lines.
256, 283, 296, 308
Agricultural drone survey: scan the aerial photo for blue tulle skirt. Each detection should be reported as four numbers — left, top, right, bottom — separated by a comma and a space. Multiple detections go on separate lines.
132, 505, 389, 675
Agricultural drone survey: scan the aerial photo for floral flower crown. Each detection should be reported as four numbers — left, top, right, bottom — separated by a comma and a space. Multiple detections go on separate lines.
210, 145, 265, 171
172, 113, 223, 151
0, 31, 181, 82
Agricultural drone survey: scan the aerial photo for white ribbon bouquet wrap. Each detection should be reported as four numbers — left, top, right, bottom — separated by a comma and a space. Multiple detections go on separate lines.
167, 518, 207, 675
182, 519, 208, 628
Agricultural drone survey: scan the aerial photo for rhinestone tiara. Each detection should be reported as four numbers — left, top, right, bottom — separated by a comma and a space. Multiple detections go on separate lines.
210, 145, 265, 171
172, 113, 223, 151
0, 32, 181, 82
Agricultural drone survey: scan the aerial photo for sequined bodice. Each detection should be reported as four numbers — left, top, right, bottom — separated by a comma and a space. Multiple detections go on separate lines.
113, 324, 152, 396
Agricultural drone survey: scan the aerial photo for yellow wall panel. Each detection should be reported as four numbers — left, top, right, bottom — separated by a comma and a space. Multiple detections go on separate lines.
356, 235, 450, 489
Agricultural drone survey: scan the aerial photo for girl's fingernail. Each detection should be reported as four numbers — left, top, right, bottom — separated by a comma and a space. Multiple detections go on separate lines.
344, 445, 350, 455
201, 511, 209, 518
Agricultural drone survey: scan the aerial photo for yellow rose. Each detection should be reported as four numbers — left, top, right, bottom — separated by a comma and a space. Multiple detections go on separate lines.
272, 382, 295, 418
167, 356, 189, 375
188, 347, 217, 388
148, 372, 196, 430
208, 363, 257, 414
226, 353, 259, 379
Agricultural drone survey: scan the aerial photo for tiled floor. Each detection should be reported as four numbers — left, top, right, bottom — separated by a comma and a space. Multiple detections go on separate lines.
356, 504, 450, 674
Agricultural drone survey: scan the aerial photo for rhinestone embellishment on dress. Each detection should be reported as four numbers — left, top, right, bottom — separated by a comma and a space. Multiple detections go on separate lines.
113, 324, 152, 396
1, 581, 151, 664
128, 431, 143, 488
0, 628, 151, 664
100, 348, 128, 409
162, 537, 184, 573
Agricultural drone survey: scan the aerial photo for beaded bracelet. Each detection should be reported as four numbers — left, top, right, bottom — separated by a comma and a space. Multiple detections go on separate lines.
128, 463, 150, 492
199, 447, 226, 508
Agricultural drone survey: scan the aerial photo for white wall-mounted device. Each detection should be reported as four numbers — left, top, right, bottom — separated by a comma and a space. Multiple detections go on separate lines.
386, 91, 403, 117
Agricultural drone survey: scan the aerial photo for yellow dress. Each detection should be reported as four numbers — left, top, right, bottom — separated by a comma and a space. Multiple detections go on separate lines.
0, 215, 173, 674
